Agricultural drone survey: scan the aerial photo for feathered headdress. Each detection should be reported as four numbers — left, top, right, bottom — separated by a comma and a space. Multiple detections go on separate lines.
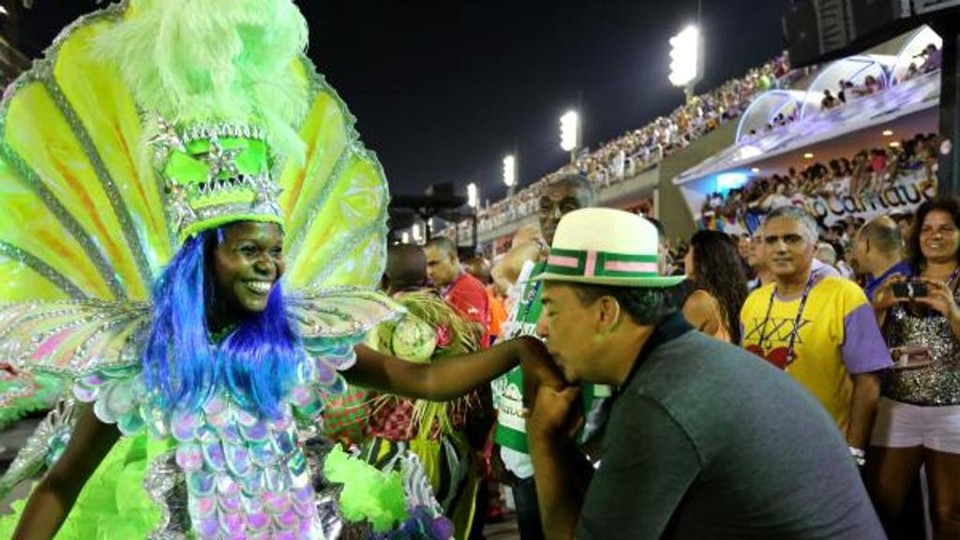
94, 0, 310, 241
0, 0, 390, 305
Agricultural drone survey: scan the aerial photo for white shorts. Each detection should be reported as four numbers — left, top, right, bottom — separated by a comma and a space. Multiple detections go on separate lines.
870, 397, 960, 453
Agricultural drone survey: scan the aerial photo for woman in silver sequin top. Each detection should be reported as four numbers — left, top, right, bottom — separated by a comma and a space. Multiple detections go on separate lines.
865, 197, 960, 538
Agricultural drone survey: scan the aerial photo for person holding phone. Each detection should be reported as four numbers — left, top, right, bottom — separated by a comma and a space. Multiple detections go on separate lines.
867, 196, 960, 538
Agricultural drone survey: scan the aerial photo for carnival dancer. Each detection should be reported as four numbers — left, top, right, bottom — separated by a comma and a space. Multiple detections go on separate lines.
0, 1, 549, 538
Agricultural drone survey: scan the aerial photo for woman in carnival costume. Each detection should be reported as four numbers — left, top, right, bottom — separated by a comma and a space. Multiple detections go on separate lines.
0, 1, 552, 538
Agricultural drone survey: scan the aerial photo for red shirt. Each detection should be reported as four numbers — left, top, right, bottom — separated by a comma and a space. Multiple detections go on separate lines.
443, 271, 492, 348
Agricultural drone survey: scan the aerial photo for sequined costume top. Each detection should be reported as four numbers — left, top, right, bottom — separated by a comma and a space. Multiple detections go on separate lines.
883, 285, 960, 406
0, 291, 450, 539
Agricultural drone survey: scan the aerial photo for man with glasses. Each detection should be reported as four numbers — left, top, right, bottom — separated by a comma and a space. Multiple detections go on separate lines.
492, 173, 598, 540
740, 206, 891, 471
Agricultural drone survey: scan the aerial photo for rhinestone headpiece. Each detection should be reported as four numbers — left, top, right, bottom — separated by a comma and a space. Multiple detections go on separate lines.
150, 118, 283, 243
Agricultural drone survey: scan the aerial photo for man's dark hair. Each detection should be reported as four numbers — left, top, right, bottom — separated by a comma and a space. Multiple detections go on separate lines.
859, 217, 901, 255
547, 173, 596, 207
424, 236, 458, 258
464, 255, 492, 284
385, 244, 428, 293
569, 283, 678, 326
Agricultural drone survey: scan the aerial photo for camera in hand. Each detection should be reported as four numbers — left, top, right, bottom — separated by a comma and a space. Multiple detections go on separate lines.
891, 280, 929, 299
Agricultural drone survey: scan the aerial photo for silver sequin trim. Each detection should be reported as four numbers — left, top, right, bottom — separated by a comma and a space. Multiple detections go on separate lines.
144, 450, 191, 540
0, 398, 76, 500
0, 143, 126, 299
39, 74, 155, 291
884, 288, 960, 405
0, 240, 86, 298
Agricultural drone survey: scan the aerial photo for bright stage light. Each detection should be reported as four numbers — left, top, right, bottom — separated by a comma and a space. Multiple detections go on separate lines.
560, 111, 580, 152
503, 155, 516, 187
467, 182, 478, 209
668, 25, 700, 87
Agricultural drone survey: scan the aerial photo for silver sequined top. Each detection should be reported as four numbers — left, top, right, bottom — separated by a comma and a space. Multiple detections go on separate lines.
883, 287, 960, 406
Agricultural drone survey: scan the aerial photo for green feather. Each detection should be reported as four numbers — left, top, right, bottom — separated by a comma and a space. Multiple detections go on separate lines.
93, 0, 310, 162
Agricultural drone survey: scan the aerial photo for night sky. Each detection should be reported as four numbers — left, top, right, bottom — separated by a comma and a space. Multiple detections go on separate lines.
11, 0, 788, 203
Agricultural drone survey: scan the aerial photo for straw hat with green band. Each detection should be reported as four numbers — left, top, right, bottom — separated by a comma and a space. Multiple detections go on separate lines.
533, 208, 686, 288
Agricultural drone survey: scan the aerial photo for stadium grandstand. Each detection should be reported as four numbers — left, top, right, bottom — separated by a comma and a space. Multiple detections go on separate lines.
424, 24, 943, 264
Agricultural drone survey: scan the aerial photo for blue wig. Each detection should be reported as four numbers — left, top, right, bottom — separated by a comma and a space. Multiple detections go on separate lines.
141, 228, 303, 419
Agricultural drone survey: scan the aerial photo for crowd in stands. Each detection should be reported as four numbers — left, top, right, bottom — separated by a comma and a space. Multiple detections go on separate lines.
456, 43, 942, 241
464, 53, 792, 236
700, 132, 939, 229
821, 74, 885, 112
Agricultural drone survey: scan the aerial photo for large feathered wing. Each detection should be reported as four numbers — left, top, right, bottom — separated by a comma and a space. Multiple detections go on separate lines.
0, 4, 390, 376
280, 61, 390, 292
0, 6, 173, 304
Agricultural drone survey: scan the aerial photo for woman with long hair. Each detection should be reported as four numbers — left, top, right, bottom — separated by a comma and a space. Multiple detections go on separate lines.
683, 230, 750, 343
867, 196, 960, 538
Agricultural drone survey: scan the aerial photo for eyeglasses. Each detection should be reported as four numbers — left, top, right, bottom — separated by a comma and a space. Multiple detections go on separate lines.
539, 197, 582, 216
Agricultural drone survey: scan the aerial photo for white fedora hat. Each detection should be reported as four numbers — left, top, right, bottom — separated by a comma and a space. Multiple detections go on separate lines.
533, 208, 686, 288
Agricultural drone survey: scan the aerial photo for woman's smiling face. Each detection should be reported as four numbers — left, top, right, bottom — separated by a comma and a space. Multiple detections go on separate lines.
919, 210, 959, 264
211, 221, 285, 314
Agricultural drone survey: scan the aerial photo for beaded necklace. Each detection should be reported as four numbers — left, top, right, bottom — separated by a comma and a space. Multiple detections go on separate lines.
756, 270, 817, 368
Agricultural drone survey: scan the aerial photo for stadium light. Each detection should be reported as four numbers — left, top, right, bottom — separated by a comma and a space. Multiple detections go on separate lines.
401, 231, 410, 243
467, 182, 478, 209
560, 110, 580, 152
668, 25, 701, 89
412, 223, 422, 242
503, 155, 516, 188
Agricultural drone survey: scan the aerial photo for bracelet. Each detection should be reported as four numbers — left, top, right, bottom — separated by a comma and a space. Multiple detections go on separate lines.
849, 446, 866, 467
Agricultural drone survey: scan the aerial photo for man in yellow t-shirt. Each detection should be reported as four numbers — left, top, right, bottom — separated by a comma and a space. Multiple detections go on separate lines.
741, 206, 891, 459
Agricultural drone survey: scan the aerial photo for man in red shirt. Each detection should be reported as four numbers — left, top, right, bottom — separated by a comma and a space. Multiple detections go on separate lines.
424, 237, 492, 348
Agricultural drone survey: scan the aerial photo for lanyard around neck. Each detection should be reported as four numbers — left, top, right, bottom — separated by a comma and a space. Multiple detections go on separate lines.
757, 271, 817, 368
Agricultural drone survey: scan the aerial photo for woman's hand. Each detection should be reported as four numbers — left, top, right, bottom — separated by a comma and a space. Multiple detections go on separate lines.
514, 336, 567, 410
914, 277, 960, 321
872, 275, 906, 313
517, 336, 565, 390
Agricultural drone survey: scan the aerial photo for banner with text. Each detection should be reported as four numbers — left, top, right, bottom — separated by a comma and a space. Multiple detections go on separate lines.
701, 174, 935, 235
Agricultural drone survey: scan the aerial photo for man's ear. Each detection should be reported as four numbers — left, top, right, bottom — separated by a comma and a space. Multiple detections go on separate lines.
596, 295, 622, 333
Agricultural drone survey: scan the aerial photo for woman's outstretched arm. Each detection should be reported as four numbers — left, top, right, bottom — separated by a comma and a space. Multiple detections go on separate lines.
13, 403, 119, 540
347, 336, 562, 401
